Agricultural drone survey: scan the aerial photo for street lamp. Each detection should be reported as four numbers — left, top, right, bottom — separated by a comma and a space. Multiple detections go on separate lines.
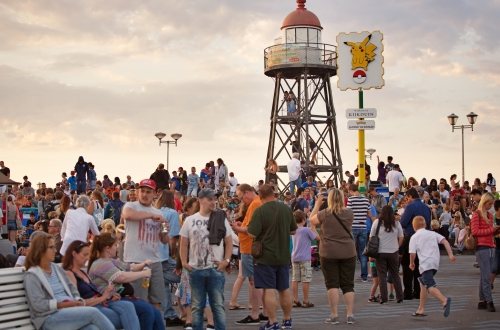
155, 132, 182, 171
356, 148, 376, 160
447, 112, 478, 185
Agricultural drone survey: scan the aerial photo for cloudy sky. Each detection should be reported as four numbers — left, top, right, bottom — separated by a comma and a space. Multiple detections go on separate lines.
1, 0, 499, 187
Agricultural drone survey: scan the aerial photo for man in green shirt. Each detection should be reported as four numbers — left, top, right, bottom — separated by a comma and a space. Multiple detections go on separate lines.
248, 184, 297, 330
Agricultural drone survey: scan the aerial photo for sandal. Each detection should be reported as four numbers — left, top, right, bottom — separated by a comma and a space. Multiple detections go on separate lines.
292, 301, 302, 308
302, 301, 314, 308
229, 305, 245, 310
411, 312, 427, 317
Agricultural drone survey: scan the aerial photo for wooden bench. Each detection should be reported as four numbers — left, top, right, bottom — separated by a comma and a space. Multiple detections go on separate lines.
0, 267, 34, 330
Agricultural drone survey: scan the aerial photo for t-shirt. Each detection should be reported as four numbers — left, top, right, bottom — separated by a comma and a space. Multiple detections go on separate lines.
45, 263, 73, 302
409, 229, 445, 273
122, 201, 164, 263
247, 201, 297, 266
287, 158, 301, 181
179, 212, 232, 270
188, 173, 199, 187
439, 190, 450, 202
171, 177, 181, 191
439, 212, 452, 226
317, 208, 356, 259
67, 176, 77, 191
370, 220, 403, 254
292, 226, 317, 262
238, 197, 262, 254
386, 170, 403, 192
347, 195, 370, 230
228, 177, 238, 194
200, 169, 210, 184
88, 258, 130, 294
158, 207, 181, 261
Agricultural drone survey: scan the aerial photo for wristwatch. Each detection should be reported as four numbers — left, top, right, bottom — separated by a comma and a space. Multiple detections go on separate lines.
225, 258, 231, 264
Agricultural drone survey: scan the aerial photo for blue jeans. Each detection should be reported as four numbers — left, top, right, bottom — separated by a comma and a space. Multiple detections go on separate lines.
41, 306, 115, 330
187, 185, 198, 197
476, 247, 496, 302
77, 179, 87, 194
189, 268, 226, 330
162, 258, 180, 319
289, 178, 301, 195
122, 297, 164, 330
352, 228, 368, 279
97, 300, 140, 330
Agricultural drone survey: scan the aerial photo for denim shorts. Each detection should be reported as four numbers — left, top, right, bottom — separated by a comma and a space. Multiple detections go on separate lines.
254, 264, 289, 291
241, 254, 254, 279
418, 269, 437, 288
7, 220, 17, 231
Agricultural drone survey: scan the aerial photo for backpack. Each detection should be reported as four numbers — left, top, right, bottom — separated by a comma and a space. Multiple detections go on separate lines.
108, 202, 123, 226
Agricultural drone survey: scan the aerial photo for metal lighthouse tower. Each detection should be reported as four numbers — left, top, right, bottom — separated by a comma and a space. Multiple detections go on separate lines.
264, 0, 343, 192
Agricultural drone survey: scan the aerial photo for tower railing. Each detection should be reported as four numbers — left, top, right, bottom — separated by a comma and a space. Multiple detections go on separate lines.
264, 42, 337, 71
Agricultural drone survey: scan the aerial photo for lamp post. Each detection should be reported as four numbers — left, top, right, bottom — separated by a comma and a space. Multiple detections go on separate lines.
355, 148, 376, 160
447, 112, 478, 185
155, 132, 182, 171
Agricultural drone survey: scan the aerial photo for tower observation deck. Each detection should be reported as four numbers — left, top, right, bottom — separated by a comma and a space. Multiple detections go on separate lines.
263, 0, 343, 193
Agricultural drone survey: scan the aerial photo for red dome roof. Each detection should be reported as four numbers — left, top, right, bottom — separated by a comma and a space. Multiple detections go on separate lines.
281, 0, 322, 30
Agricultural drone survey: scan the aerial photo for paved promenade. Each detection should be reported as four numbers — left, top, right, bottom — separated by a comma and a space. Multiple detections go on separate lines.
222, 255, 500, 330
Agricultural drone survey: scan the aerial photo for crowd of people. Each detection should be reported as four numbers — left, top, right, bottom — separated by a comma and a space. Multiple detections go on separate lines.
0, 156, 499, 330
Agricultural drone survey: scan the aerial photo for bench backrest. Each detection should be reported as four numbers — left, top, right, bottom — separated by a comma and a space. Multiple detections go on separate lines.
0, 267, 35, 330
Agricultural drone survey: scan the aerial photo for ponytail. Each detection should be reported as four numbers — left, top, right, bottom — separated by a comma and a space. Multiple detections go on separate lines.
88, 233, 116, 271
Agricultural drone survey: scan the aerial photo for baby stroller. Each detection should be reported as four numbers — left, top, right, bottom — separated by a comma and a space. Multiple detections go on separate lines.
311, 245, 320, 270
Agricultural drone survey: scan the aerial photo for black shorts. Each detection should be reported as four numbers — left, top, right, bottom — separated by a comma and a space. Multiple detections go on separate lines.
254, 263, 289, 291
321, 256, 356, 293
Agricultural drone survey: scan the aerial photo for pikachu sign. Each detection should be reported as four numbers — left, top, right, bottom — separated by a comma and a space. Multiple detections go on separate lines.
337, 31, 384, 91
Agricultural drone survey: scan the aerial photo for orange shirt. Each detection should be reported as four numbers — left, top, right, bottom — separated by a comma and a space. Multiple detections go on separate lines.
238, 196, 262, 254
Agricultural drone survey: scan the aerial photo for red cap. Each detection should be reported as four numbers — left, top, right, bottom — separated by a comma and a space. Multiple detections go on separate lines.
139, 179, 156, 190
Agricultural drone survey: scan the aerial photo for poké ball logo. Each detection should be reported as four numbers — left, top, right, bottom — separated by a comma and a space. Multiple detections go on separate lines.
353, 69, 367, 84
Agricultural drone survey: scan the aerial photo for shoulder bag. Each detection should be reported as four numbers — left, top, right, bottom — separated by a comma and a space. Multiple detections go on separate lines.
363, 219, 383, 258
251, 205, 279, 258
331, 212, 354, 240
465, 210, 490, 251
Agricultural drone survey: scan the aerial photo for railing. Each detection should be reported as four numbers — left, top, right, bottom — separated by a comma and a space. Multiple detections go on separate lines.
264, 42, 337, 71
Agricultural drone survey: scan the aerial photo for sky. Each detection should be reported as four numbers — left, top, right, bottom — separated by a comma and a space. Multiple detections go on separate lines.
0, 0, 499, 188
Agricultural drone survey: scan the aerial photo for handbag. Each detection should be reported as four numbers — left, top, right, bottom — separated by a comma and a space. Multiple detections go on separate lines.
363, 219, 383, 258
251, 205, 279, 258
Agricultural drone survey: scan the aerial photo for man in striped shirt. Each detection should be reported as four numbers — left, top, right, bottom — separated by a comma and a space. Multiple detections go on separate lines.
347, 184, 372, 282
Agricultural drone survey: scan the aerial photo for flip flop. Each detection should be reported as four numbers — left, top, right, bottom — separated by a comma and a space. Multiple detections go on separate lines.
229, 305, 245, 310
411, 312, 427, 317
443, 297, 451, 318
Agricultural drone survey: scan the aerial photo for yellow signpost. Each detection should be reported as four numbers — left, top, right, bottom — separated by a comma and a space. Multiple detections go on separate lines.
337, 31, 384, 194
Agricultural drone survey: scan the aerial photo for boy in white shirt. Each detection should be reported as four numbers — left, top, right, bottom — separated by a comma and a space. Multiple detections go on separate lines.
409, 216, 456, 318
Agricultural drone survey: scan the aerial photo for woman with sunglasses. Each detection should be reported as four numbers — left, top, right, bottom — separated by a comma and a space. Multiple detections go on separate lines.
88, 233, 164, 330
62, 240, 140, 330
23, 232, 114, 330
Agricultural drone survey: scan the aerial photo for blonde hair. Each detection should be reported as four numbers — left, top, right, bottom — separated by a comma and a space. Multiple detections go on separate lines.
431, 219, 440, 230
478, 192, 495, 221
326, 188, 345, 214
100, 219, 116, 234
412, 216, 426, 230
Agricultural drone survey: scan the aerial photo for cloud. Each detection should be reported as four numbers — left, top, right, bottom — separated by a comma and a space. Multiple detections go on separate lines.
1, 0, 499, 186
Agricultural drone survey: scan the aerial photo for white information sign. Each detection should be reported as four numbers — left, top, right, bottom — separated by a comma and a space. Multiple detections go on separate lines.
345, 108, 377, 119
347, 120, 375, 130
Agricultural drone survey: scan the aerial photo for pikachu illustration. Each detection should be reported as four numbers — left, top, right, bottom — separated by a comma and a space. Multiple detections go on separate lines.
344, 34, 377, 70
